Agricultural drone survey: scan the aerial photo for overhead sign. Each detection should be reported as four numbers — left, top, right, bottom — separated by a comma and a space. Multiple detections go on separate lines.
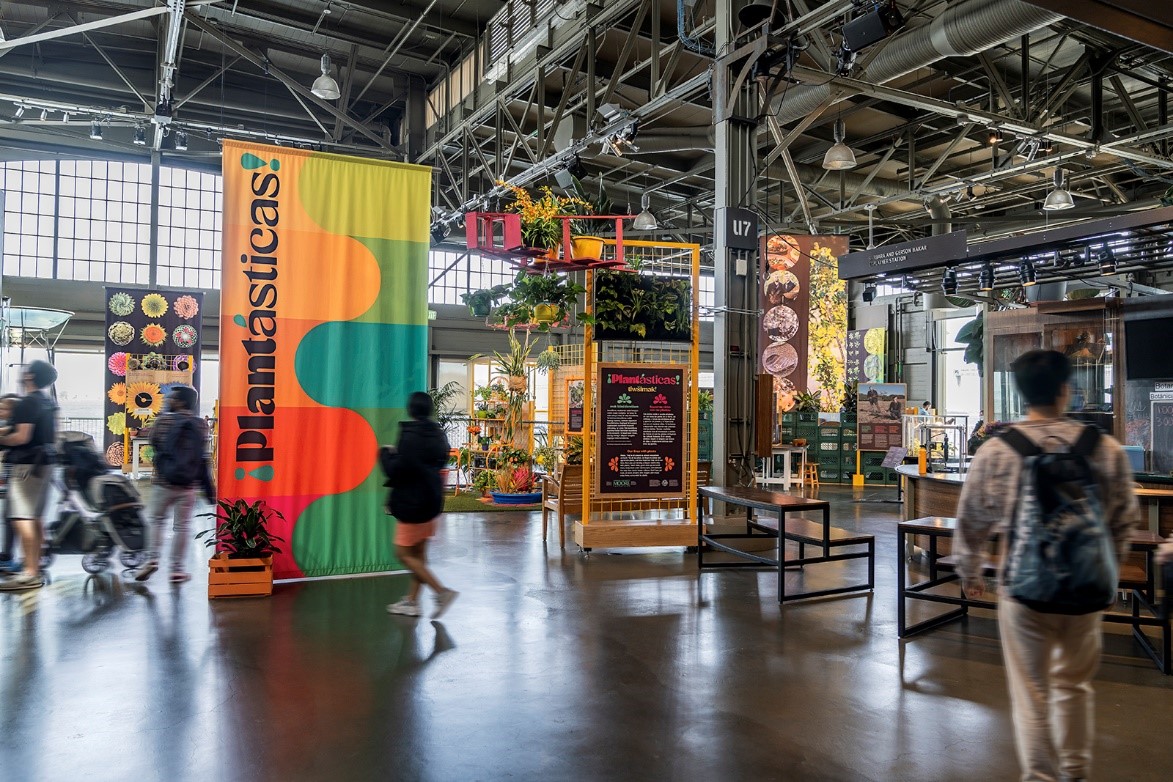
839, 230, 967, 280
723, 207, 759, 251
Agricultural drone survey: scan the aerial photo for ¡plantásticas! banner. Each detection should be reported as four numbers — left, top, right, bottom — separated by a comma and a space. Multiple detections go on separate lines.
219, 141, 431, 580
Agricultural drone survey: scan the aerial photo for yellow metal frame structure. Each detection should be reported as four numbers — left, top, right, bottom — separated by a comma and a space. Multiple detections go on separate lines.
574, 239, 702, 549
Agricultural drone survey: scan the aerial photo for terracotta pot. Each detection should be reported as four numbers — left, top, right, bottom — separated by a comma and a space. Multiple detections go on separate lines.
571, 235, 604, 260
544, 245, 560, 261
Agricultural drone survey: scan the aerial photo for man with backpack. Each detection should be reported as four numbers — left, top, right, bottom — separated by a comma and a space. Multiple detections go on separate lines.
134, 385, 215, 584
956, 350, 1139, 782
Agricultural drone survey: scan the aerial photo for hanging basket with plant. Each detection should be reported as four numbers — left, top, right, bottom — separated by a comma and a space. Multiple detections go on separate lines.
461, 283, 512, 319
496, 180, 590, 252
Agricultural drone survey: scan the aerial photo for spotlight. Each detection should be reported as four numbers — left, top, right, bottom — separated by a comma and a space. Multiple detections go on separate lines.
174, 129, 188, 151
986, 128, 1004, 146
979, 264, 995, 292
863, 283, 877, 303
842, 2, 905, 51
941, 267, 958, 296
1038, 137, 1053, 154
62, 112, 69, 123
133, 125, 147, 146
430, 222, 451, 246
40, 109, 47, 121
13, 106, 24, 119
311, 53, 341, 100
1099, 247, 1117, 275
89, 120, 102, 140
822, 119, 857, 171
1043, 167, 1074, 211
1019, 260, 1037, 286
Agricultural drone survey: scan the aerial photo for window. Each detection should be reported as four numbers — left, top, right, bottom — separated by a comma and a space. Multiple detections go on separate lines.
56, 160, 152, 283
428, 249, 514, 306
157, 166, 223, 289
2, 161, 57, 278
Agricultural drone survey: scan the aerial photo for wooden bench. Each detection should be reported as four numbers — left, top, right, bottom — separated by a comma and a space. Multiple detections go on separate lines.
698, 485, 874, 603
897, 516, 1172, 674
542, 462, 711, 548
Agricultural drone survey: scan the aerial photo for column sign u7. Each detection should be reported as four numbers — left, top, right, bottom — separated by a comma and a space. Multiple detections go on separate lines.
724, 207, 759, 251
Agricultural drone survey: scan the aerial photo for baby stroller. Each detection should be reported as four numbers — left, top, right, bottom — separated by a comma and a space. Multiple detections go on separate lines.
44, 431, 149, 574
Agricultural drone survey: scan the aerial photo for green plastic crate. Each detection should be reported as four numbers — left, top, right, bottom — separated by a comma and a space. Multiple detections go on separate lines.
840, 428, 857, 442
818, 467, 842, 482
817, 440, 841, 452
796, 425, 819, 440
782, 413, 797, 425
778, 426, 795, 439
841, 440, 857, 454
840, 413, 857, 426
818, 451, 841, 466
797, 412, 819, 423
861, 451, 887, 469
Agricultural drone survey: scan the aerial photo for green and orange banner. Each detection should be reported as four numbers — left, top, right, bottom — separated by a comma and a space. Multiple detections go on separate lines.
219, 141, 431, 579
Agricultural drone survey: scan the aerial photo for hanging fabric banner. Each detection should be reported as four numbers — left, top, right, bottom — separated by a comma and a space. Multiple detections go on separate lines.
219, 141, 431, 580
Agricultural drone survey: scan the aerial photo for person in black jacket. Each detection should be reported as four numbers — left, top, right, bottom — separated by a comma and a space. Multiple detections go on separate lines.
382, 392, 457, 618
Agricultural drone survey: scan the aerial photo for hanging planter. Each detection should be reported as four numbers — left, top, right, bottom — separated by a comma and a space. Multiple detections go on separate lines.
570, 235, 604, 261
532, 302, 560, 325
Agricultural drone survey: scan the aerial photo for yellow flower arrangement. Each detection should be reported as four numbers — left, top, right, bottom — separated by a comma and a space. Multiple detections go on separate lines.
496, 180, 590, 249
107, 382, 127, 405
141, 293, 168, 318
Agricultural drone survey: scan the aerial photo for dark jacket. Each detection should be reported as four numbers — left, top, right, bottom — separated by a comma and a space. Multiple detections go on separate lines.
149, 410, 216, 501
381, 419, 450, 523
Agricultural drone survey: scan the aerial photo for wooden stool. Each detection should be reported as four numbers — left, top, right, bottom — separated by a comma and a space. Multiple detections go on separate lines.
802, 463, 820, 487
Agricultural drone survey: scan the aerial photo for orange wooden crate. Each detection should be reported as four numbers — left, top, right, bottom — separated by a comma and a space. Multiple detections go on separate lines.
208, 553, 273, 599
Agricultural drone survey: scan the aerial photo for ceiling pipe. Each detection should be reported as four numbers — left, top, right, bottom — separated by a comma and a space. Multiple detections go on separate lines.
768, 0, 1062, 124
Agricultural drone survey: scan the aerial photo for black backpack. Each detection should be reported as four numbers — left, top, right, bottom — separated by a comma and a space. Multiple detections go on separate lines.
999, 426, 1119, 615
155, 416, 205, 487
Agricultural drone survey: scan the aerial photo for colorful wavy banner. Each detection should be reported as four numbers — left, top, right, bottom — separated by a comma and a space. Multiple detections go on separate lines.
219, 141, 431, 580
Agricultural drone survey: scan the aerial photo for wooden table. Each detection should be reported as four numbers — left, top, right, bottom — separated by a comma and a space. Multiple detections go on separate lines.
1135, 487, 1173, 534
698, 486, 873, 603
897, 516, 1171, 674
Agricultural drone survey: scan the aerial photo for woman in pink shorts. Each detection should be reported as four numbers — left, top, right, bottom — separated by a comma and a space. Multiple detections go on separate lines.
381, 392, 458, 619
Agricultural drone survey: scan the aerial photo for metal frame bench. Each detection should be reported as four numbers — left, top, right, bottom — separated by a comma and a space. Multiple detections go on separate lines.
698, 486, 874, 603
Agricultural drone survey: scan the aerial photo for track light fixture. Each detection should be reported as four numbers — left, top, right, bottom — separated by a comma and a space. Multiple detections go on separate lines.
13, 105, 24, 119
978, 264, 995, 292
941, 267, 958, 296
862, 283, 877, 303
1043, 167, 1074, 211
1099, 247, 1117, 275
311, 53, 341, 100
822, 119, 857, 170
986, 127, 1004, 146
89, 120, 102, 140
1019, 260, 1037, 286
174, 129, 188, 151
40, 109, 47, 121
133, 125, 147, 146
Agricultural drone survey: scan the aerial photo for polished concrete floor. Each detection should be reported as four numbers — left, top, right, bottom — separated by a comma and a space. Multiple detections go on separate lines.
2, 486, 1171, 781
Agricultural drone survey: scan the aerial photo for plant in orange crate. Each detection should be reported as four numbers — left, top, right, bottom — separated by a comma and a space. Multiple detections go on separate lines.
496, 180, 589, 258
195, 499, 285, 599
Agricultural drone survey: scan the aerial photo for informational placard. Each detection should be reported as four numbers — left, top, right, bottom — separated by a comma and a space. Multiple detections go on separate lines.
845, 328, 887, 384
1151, 401, 1173, 474
881, 447, 908, 469
566, 378, 585, 434
858, 382, 906, 451
597, 363, 686, 497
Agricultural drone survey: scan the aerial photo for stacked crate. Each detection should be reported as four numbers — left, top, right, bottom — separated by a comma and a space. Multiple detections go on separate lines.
860, 450, 900, 486
840, 413, 858, 479
814, 416, 843, 483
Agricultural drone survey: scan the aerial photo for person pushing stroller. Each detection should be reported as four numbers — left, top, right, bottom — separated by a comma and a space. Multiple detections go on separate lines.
134, 385, 215, 584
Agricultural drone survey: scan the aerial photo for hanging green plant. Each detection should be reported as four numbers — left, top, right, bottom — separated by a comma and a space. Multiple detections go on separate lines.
489, 270, 586, 332
461, 284, 512, 319
592, 271, 691, 341
955, 311, 984, 373
536, 346, 561, 373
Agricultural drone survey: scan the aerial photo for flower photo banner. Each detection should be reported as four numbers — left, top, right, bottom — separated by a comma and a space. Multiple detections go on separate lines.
219, 141, 431, 580
103, 287, 204, 467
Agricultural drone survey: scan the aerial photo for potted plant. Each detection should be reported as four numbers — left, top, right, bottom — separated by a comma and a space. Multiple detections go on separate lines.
536, 346, 561, 373
461, 283, 512, 319
196, 499, 285, 598
564, 435, 584, 465
489, 270, 586, 332
497, 180, 589, 256
427, 380, 464, 431
568, 177, 612, 260
698, 389, 714, 419
489, 465, 541, 505
472, 469, 497, 496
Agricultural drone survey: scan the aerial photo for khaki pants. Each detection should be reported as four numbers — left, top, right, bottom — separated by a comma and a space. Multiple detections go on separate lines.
999, 597, 1102, 782
145, 483, 197, 571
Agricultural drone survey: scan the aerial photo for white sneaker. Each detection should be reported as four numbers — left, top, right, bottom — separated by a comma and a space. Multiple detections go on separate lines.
386, 598, 421, 616
432, 589, 459, 619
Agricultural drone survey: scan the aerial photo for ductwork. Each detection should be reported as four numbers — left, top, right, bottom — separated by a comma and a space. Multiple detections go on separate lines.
926, 195, 952, 235
769, 0, 1063, 123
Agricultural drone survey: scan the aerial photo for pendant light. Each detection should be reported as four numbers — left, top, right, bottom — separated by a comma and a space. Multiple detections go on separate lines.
174, 129, 188, 151
89, 120, 102, 140
978, 263, 995, 292
133, 125, 146, 145
941, 267, 958, 296
1019, 259, 1037, 286
1043, 167, 1074, 211
822, 119, 857, 171
311, 53, 341, 100
632, 193, 657, 230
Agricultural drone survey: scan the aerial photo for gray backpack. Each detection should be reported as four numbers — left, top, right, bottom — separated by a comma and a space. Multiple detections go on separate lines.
999, 426, 1119, 615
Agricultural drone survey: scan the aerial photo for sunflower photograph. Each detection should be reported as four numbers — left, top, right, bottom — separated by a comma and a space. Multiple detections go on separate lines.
107, 382, 127, 405
127, 381, 163, 422
107, 352, 128, 377
141, 292, 169, 318
141, 323, 167, 347
107, 412, 126, 436
108, 292, 135, 316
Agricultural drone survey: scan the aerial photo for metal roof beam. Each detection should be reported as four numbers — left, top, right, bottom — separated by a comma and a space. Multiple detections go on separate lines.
0, 0, 219, 53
